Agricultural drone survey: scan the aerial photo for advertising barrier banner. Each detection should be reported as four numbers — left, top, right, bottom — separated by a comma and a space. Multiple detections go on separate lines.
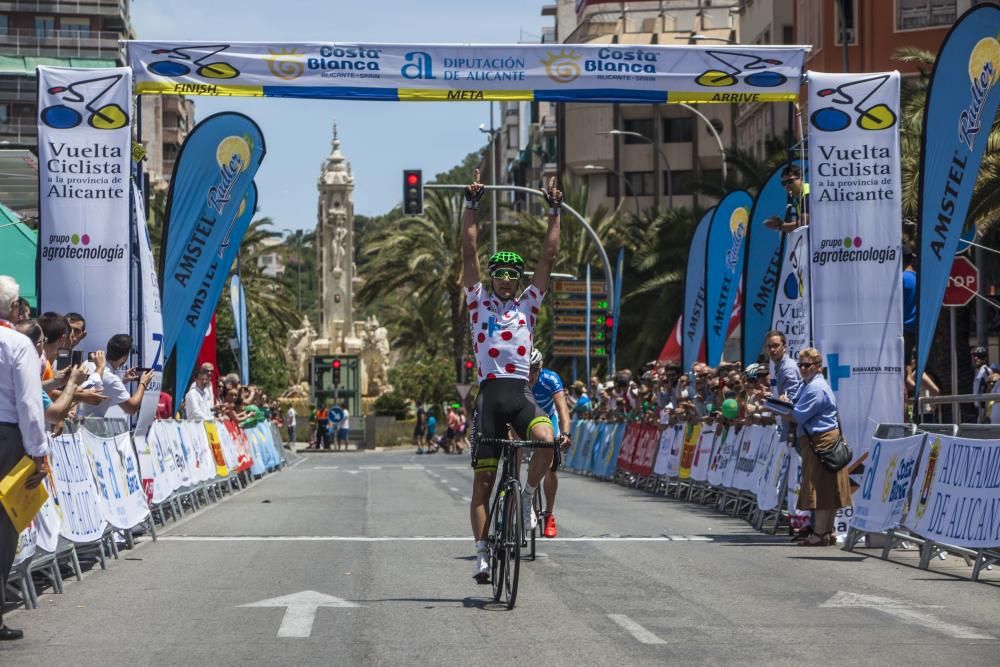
36, 66, 132, 356
79, 429, 149, 529
852, 434, 924, 533
905, 434, 1000, 548
48, 432, 108, 543
126, 42, 806, 104
704, 191, 751, 366
689, 424, 716, 482
160, 112, 265, 391
807, 70, 903, 461
682, 209, 714, 371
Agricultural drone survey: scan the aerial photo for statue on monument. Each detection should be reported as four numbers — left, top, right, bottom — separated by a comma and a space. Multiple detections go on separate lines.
285, 316, 318, 383
331, 225, 348, 276
360, 315, 392, 396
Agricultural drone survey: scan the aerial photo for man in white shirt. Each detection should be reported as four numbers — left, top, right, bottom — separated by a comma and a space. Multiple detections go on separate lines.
285, 406, 297, 445
0, 275, 48, 640
78, 334, 153, 419
335, 402, 351, 450
184, 363, 215, 421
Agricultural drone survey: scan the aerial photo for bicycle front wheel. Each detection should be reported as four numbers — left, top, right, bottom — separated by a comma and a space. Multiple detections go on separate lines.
501, 480, 522, 609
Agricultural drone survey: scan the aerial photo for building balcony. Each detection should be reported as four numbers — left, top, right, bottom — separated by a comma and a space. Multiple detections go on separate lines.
0, 119, 38, 147
0, 28, 125, 60
0, 0, 128, 17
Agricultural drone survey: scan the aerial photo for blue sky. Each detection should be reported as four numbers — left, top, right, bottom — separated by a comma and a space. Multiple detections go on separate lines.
131, 0, 550, 231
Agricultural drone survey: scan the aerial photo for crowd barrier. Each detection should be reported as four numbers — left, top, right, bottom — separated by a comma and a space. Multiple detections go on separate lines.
565, 418, 999, 582
7, 418, 288, 610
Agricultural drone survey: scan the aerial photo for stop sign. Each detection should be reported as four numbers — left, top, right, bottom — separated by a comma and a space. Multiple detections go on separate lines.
943, 256, 979, 307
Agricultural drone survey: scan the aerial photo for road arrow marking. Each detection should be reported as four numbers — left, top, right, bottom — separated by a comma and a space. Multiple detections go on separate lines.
240, 590, 360, 638
821, 591, 993, 640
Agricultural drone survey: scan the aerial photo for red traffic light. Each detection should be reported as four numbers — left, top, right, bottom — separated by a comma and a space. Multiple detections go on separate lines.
465, 360, 474, 370
332, 359, 342, 369
604, 316, 614, 328
406, 173, 419, 186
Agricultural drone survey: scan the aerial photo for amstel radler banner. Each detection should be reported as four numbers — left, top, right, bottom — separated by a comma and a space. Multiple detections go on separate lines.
37, 66, 132, 356
807, 71, 903, 463
125, 42, 806, 103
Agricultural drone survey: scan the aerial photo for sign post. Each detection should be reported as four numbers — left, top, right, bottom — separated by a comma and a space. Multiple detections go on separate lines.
944, 256, 979, 422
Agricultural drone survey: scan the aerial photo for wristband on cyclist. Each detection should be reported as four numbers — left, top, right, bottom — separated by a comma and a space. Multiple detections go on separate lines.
465, 184, 485, 210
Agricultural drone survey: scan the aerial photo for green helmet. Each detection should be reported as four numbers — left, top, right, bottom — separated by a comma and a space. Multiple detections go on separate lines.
488, 251, 524, 274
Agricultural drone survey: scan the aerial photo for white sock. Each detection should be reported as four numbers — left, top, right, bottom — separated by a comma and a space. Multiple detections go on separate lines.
475, 540, 488, 553
524, 484, 537, 499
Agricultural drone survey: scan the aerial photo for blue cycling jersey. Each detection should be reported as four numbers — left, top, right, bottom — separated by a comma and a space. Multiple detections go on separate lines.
532, 368, 564, 437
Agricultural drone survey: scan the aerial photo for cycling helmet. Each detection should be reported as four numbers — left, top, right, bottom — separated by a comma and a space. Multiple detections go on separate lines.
972, 345, 988, 359
487, 251, 525, 274
529, 348, 544, 368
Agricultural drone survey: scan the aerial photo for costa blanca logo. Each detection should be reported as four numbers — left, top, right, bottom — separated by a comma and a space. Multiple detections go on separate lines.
266, 47, 305, 80
40, 73, 128, 130
811, 74, 897, 132
148, 45, 239, 80
42, 231, 125, 263
207, 135, 251, 215
542, 50, 582, 83
695, 50, 786, 88
959, 36, 999, 150
813, 236, 897, 267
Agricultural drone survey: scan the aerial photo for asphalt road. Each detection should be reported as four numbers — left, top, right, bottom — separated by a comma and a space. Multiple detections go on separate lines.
3, 448, 999, 666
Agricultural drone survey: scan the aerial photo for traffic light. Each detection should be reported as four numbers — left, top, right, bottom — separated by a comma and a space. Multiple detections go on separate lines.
604, 312, 614, 331
403, 169, 423, 215
332, 358, 342, 385
464, 358, 474, 384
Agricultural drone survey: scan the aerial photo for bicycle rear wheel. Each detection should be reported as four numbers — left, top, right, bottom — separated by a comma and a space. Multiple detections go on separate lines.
501, 480, 523, 609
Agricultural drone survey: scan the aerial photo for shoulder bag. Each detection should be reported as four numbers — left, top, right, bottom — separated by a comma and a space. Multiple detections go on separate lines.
810, 415, 852, 472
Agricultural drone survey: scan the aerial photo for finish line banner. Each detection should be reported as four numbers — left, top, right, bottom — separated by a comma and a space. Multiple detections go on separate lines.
807, 71, 903, 459
37, 66, 131, 355
126, 42, 806, 104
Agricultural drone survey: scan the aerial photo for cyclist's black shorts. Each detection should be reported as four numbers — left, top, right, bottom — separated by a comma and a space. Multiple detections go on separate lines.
471, 378, 551, 472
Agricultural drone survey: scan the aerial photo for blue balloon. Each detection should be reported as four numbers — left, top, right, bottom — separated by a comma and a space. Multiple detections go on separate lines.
811, 107, 850, 132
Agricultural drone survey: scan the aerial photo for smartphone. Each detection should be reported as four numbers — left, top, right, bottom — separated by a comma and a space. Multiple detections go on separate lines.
71, 349, 84, 367
54, 348, 72, 371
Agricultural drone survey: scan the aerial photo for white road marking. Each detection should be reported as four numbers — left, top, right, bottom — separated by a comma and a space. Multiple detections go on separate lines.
445, 466, 466, 470
240, 590, 360, 638
462, 497, 472, 503
402, 465, 425, 470
448, 487, 460, 492
313, 466, 339, 470
608, 614, 666, 645
821, 591, 993, 640
439, 479, 449, 484
160, 535, 714, 542
359, 466, 382, 470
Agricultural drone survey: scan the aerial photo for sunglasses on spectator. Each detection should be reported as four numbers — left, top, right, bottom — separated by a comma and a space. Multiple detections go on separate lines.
781, 177, 799, 185
490, 268, 520, 281
797, 361, 817, 369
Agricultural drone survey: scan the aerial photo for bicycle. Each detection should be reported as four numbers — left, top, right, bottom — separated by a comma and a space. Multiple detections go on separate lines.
478, 437, 555, 609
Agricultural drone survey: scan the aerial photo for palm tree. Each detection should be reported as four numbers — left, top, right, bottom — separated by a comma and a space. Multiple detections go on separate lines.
357, 191, 471, 381
380, 290, 451, 359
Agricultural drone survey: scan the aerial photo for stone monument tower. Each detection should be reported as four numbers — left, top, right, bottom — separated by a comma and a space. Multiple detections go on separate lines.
312, 123, 362, 357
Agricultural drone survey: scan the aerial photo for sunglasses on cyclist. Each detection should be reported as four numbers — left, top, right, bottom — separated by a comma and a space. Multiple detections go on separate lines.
491, 268, 521, 281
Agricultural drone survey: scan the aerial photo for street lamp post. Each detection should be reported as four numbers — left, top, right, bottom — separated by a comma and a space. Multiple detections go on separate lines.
600, 129, 673, 210
678, 103, 728, 188
479, 107, 500, 255
581, 164, 640, 217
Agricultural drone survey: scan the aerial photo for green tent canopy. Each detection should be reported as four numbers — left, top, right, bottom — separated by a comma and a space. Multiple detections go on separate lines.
0, 201, 38, 308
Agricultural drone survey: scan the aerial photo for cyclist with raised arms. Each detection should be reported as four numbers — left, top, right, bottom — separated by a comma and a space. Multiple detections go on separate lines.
528, 349, 572, 538
464, 169, 562, 583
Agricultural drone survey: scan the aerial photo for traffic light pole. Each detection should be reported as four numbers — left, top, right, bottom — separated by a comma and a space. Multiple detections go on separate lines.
424, 183, 615, 315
